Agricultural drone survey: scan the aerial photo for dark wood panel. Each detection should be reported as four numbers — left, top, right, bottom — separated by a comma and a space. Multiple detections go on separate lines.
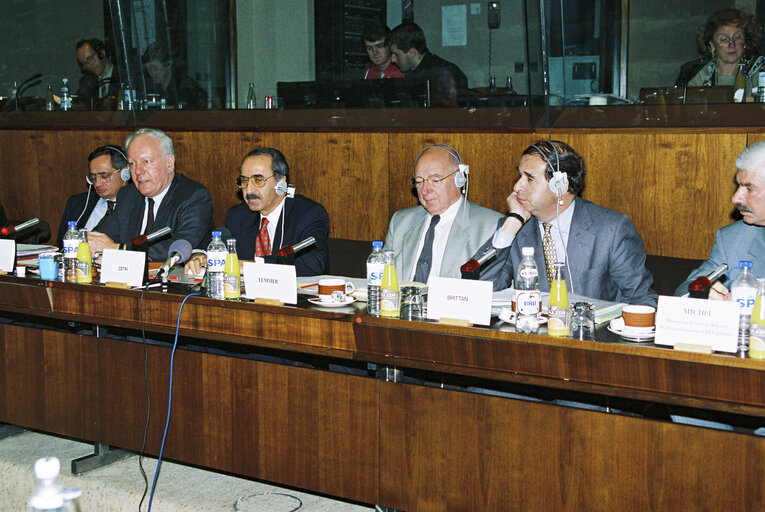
379, 382, 765, 512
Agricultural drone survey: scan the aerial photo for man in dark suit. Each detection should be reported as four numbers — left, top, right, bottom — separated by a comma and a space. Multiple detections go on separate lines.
185, 147, 329, 277
477, 140, 657, 306
56, 145, 128, 247
75, 38, 121, 101
388, 23, 468, 90
88, 128, 213, 261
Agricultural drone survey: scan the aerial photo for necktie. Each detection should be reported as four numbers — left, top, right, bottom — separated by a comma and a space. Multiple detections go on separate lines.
143, 198, 155, 235
255, 217, 271, 257
106, 200, 115, 215
542, 222, 558, 286
414, 215, 440, 283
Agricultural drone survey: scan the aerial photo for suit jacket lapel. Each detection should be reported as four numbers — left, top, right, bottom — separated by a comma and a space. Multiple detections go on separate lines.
440, 200, 469, 277
153, 177, 178, 228
565, 199, 596, 284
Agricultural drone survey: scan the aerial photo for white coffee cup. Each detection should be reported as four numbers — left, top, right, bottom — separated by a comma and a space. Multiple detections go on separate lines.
318, 278, 355, 303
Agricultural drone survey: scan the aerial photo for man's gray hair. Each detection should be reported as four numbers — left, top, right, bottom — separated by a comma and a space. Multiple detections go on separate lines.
736, 141, 765, 176
125, 128, 174, 157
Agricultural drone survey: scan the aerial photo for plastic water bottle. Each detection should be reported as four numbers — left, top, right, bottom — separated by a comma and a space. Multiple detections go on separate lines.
28, 457, 64, 511
246, 82, 256, 109
62, 221, 80, 283
366, 240, 384, 317
60, 78, 71, 111
61, 487, 82, 512
206, 230, 226, 300
515, 246, 540, 334
731, 260, 757, 354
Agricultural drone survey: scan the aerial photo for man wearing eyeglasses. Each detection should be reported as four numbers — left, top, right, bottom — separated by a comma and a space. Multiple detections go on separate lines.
383, 144, 502, 282
87, 128, 213, 261
56, 145, 128, 247
184, 147, 329, 277
75, 38, 121, 101
362, 23, 404, 79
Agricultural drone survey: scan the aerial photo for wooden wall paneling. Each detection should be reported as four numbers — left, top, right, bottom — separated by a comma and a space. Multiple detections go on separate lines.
386, 133, 539, 224
231, 359, 379, 503
378, 382, 765, 512
546, 131, 747, 259
165, 131, 253, 229
0, 325, 84, 438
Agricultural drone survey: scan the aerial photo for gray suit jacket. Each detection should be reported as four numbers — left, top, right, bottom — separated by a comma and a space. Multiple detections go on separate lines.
384, 199, 503, 280
483, 198, 657, 306
675, 221, 765, 295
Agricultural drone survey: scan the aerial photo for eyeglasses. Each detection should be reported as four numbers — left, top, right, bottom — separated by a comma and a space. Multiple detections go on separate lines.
714, 33, 745, 46
78, 52, 99, 68
236, 174, 274, 189
86, 168, 121, 185
411, 169, 459, 187
365, 42, 386, 51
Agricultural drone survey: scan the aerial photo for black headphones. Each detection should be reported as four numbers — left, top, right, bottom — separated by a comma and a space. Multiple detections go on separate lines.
530, 141, 568, 197
414, 143, 469, 188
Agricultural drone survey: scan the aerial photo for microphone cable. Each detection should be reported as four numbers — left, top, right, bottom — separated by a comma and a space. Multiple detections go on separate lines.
146, 291, 201, 512
137, 281, 152, 512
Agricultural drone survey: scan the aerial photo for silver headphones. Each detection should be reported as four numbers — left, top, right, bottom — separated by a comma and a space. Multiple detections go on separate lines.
274, 180, 288, 195
85, 145, 130, 185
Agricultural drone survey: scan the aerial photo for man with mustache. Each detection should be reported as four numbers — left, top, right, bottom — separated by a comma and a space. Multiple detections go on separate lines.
185, 147, 329, 276
676, 141, 765, 298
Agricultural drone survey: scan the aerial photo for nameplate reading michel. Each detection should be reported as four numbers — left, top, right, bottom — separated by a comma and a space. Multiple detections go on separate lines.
427, 277, 492, 326
243, 261, 297, 304
654, 295, 739, 353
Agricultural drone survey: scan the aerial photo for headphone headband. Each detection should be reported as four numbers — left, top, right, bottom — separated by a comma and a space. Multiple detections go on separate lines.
414, 143, 463, 167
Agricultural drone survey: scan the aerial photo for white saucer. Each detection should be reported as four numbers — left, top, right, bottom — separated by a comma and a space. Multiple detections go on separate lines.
607, 324, 656, 342
498, 308, 547, 326
308, 296, 356, 308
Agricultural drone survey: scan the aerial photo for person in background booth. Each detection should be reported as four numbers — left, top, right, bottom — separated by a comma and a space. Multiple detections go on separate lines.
75, 38, 121, 101
142, 42, 208, 109
362, 23, 404, 79
677, 8, 765, 94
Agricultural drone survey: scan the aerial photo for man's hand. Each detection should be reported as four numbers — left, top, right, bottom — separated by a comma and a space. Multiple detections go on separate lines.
185, 253, 207, 275
501, 191, 531, 235
709, 281, 731, 301
87, 231, 118, 258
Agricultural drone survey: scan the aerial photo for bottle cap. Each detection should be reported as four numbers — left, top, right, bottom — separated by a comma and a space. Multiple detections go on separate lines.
372, 240, 383, 249
522, 246, 534, 256
68, 221, 77, 228
740, 260, 753, 269
212, 230, 221, 238
34, 457, 60, 479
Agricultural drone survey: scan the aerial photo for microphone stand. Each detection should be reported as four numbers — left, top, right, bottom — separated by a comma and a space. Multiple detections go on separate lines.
15, 73, 42, 112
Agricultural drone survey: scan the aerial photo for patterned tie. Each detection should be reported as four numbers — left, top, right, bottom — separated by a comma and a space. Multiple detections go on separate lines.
143, 198, 155, 235
542, 223, 558, 286
106, 200, 115, 215
413, 215, 440, 283
255, 217, 271, 257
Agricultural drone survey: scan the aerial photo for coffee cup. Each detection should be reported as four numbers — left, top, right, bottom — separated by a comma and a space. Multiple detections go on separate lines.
318, 278, 355, 303
622, 305, 656, 329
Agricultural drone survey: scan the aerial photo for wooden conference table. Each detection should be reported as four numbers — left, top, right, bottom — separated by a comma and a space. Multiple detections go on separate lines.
0, 275, 763, 511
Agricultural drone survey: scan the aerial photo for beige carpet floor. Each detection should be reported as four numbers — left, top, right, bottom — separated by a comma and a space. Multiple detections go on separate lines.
0, 430, 374, 511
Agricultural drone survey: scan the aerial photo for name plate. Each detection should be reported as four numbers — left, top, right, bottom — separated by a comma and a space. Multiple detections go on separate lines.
427, 277, 492, 326
243, 261, 297, 304
100, 249, 146, 287
0, 240, 15, 272
654, 295, 739, 353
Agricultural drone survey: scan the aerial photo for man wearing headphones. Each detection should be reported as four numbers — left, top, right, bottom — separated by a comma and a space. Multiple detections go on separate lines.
384, 144, 503, 282
56, 145, 129, 247
479, 140, 657, 306
88, 128, 213, 261
75, 38, 121, 101
184, 147, 329, 277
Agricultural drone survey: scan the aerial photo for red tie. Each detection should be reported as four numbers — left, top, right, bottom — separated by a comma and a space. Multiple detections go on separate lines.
255, 217, 271, 257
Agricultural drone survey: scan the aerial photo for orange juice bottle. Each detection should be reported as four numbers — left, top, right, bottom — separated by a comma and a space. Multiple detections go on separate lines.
380, 250, 400, 318
75, 230, 92, 284
749, 277, 765, 359
548, 262, 569, 336
223, 239, 240, 300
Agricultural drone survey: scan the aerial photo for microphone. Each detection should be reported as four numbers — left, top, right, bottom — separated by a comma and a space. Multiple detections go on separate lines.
688, 263, 728, 299
156, 239, 192, 278
274, 236, 316, 257
461, 247, 497, 277
16, 74, 43, 111
131, 227, 172, 247
1, 218, 40, 237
